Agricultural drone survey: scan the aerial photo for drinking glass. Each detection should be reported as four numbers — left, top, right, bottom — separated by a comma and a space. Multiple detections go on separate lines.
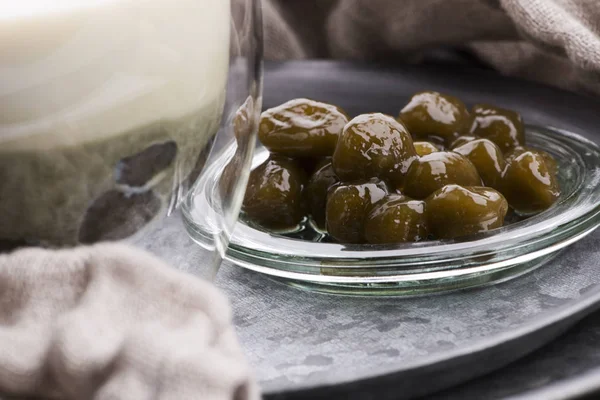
0, 0, 263, 278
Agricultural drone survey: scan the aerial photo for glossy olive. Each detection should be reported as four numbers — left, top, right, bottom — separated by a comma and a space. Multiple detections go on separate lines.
501, 150, 560, 215
399, 91, 470, 146
504, 146, 525, 164
332, 113, 417, 187
296, 157, 330, 176
469, 104, 525, 153
259, 99, 349, 158
505, 146, 558, 176
364, 194, 428, 244
242, 155, 307, 230
403, 152, 482, 199
414, 141, 440, 157
450, 135, 479, 149
426, 185, 509, 239
453, 139, 506, 189
313, 157, 333, 172
326, 179, 389, 244
306, 161, 339, 230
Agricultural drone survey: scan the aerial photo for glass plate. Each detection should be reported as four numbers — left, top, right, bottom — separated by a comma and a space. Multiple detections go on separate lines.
184, 125, 600, 296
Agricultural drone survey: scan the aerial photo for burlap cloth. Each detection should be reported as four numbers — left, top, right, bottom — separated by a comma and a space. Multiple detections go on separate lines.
263, 0, 600, 95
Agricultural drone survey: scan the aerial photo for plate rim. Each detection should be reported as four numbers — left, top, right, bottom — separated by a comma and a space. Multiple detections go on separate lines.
261, 285, 600, 396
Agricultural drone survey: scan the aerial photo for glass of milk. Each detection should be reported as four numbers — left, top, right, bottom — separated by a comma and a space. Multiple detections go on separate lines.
0, 0, 263, 277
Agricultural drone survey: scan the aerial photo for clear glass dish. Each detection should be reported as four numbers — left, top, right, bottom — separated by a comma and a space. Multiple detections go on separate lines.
185, 125, 600, 295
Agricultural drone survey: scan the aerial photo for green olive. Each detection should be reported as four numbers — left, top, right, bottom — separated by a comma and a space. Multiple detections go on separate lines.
505, 146, 558, 176
399, 91, 470, 146
426, 185, 509, 239
364, 194, 428, 244
313, 157, 333, 172
259, 99, 349, 158
450, 135, 479, 149
504, 146, 525, 164
332, 113, 417, 187
306, 161, 339, 230
453, 139, 505, 189
469, 104, 525, 153
501, 150, 560, 215
326, 179, 389, 244
249, 96, 556, 244
403, 151, 482, 199
242, 155, 307, 230
295, 157, 331, 176
414, 141, 440, 157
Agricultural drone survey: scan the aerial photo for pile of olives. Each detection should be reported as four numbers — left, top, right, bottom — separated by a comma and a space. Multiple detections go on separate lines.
242, 93, 560, 244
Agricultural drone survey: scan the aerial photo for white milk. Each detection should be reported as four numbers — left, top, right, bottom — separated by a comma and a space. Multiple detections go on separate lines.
0, 0, 231, 245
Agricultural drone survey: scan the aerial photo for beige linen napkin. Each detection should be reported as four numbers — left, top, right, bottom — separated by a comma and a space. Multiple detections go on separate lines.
0, 244, 259, 400
263, 0, 600, 94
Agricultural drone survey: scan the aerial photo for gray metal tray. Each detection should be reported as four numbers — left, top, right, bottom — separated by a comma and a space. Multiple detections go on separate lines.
135, 61, 600, 399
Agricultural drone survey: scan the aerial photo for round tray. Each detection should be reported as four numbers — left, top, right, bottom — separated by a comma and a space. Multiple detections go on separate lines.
136, 61, 600, 399
184, 62, 600, 296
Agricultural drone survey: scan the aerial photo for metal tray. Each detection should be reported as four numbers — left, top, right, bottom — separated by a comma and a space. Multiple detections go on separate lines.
134, 61, 600, 399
